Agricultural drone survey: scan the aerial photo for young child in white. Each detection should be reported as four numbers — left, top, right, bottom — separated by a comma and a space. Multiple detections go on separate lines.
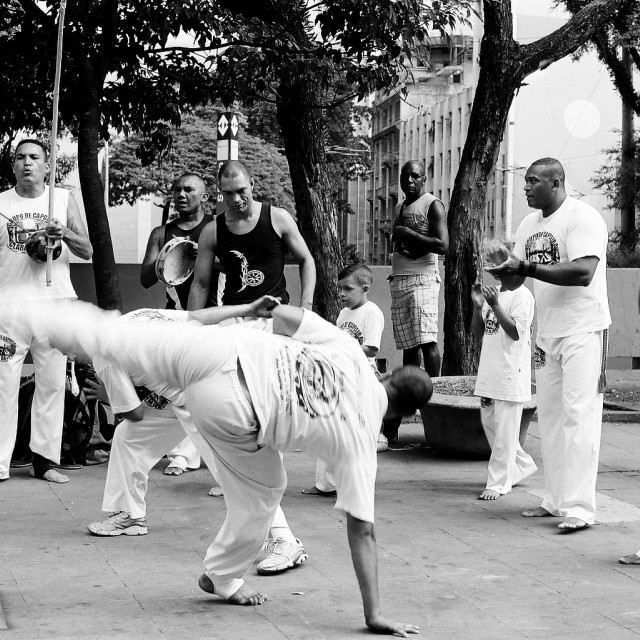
471, 275, 537, 500
303, 263, 385, 496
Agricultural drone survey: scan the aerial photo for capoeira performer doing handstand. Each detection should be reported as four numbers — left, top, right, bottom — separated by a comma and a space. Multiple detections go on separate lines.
33, 298, 429, 637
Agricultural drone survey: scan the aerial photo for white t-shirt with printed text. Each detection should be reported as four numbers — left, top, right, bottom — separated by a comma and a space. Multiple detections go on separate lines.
336, 301, 384, 369
513, 196, 610, 338
474, 286, 535, 402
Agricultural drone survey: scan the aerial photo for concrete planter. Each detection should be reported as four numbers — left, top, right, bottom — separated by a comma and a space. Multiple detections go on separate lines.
420, 376, 536, 460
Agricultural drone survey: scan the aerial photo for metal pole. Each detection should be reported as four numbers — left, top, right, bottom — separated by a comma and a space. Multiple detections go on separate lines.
46, 0, 67, 286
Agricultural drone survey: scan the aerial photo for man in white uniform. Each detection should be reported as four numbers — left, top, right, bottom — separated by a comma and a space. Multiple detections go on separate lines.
0, 139, 92, 483
32, 299, 430, 636
487, 157, 611, 531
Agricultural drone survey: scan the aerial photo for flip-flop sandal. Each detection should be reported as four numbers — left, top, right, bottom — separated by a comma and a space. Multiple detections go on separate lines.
10, 457, 33, 468
301, 486, 336, 496
51, 457, 82, 470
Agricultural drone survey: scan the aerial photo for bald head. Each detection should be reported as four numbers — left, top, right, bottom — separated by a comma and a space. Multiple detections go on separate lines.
524, 157, 567, 216
218, 160, 252, 184
529, 158, 565, 184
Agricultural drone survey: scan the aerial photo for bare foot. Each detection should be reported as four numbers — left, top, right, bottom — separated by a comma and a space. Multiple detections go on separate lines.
164, 465, 185, 476
198, 574, 267, 605
30, 468, 69, 483
208, 486, 224, 497
227, 584, 268, 606
479, 489, 500, 500
558, 517, 588, 532
522, 506, 554, 517
619, 553, 640, 565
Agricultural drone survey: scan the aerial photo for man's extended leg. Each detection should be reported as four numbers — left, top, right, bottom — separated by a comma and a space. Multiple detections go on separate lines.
185, 370, 291, 603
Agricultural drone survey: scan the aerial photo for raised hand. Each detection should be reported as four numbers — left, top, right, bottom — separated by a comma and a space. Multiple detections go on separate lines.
471, 281, 485, 308
481, 284, 500, 307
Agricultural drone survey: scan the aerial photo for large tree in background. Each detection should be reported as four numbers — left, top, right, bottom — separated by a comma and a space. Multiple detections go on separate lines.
562, 1, 640, 250
108, 106, 296, 215
138, 1, 473, 320
0, 0, 472, 318
1, 0, 221, 309
442, 0, 633, 375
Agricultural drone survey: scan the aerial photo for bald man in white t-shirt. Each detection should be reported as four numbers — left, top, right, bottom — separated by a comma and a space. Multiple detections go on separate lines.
487, 157, 611, 532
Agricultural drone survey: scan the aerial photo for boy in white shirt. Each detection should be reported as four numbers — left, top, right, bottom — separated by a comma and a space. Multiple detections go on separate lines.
471, 275, 537, 500
303, 263, 386, 496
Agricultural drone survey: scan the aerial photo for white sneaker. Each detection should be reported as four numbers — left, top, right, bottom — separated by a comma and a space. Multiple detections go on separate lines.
88, 511, 148, 536
256, 537, 308, 574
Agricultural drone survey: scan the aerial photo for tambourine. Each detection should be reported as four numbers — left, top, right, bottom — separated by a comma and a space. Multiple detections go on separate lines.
155, 237, 197, 286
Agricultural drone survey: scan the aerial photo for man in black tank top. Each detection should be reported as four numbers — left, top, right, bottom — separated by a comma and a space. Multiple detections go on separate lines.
141, 173, 218, 311
188, 160, 316, 576
139, 172, 218, 477
188, 161, 315, 311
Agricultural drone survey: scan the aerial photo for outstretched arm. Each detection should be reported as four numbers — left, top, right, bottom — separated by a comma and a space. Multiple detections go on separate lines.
188, 295, 280, 325
347, 514, 419, 637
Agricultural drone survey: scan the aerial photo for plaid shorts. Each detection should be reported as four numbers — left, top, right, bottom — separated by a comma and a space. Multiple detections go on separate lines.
389, 270, 440, 350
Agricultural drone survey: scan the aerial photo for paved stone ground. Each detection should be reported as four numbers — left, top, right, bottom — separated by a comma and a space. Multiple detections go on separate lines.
2, 418, 640, 640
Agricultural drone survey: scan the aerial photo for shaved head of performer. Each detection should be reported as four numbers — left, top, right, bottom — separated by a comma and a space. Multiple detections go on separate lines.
27, 298, 429, 636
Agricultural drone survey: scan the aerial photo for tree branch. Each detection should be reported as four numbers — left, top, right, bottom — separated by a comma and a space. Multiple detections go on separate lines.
518, 0, 633, 77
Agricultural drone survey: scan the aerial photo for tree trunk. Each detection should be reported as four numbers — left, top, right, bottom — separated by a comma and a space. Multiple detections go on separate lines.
77, 61, 122, 311
442, 7, 521, 375
276, 72, 342, 322
620, 48, 636, 249
442, 0, 629, 375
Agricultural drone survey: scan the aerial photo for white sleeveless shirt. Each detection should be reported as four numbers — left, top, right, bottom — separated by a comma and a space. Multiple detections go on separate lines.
0, 186, 77, 300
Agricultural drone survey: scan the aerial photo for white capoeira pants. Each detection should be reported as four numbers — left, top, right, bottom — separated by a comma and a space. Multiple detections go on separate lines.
102, 404, 219, 519
535, 331, 605, 524
314, 458, 336, 492
184, 361, 288, 593
0, 312, 67, 478
480, 399, 537, 494
167, 436, 201, 471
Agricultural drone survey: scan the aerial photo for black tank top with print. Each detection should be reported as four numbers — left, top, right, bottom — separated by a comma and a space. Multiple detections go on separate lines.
163, 213, 217, 309
215, 203, 289, 305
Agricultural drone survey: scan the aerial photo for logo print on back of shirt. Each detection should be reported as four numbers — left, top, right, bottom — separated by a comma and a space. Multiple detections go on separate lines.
294, 349, 342, 418
230, 250, 265, 292
0, 334, 17, 362
525, 231, 559, 265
